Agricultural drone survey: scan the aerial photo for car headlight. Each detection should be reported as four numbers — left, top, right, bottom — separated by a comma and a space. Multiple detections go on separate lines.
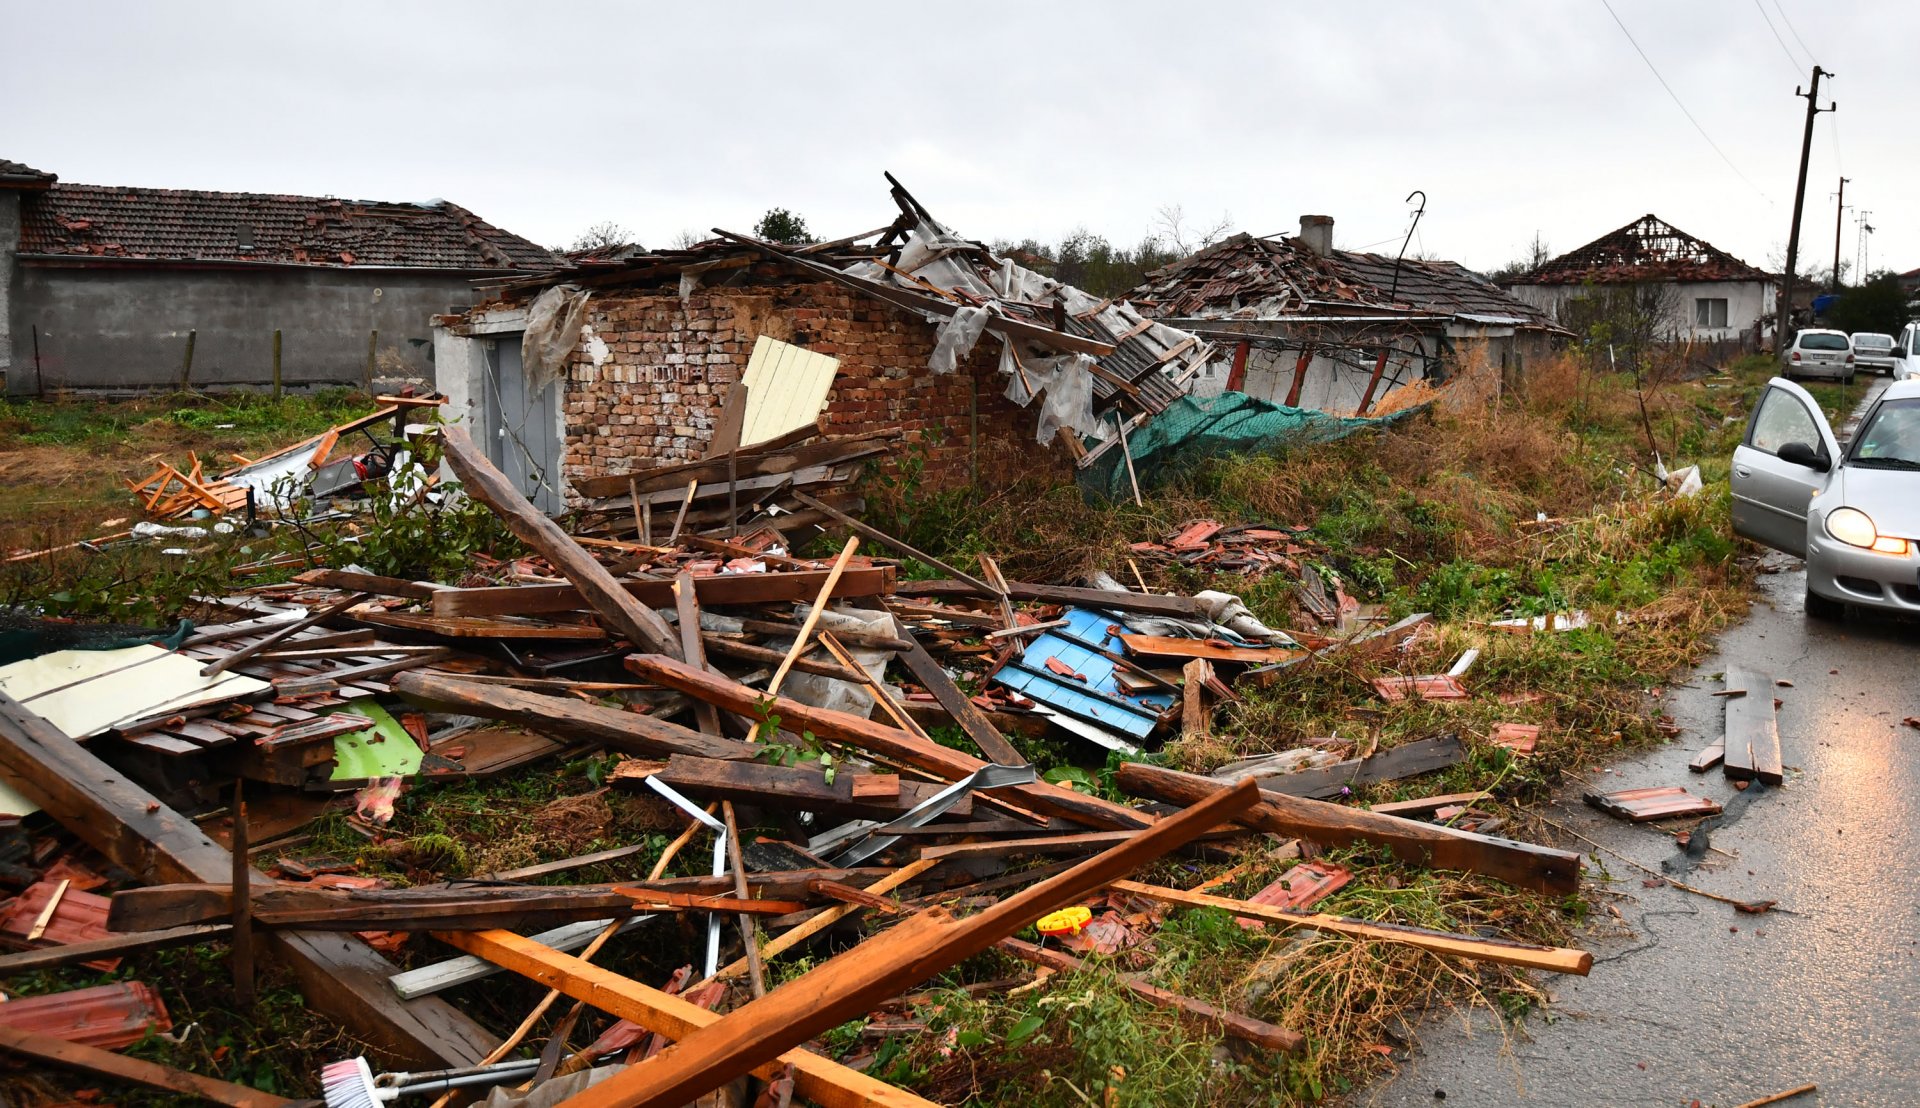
1825, 507, 1910, 554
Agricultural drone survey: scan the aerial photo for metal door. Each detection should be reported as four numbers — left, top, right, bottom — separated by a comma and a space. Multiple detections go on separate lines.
482, 335, 563, 514
1731, 378, 1838, 557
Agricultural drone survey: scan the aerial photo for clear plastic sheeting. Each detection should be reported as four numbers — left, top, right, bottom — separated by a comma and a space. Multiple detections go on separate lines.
929, 305, 990, 374
1083, 571, 1296, 646
521, 284, 592, 392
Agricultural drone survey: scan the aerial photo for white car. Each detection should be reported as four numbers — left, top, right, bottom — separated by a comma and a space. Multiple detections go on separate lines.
1895, 322, 1920, 381
1782, 328, 1855, 382
1850, 332, 1897, 375
1732, 377, 1920, 619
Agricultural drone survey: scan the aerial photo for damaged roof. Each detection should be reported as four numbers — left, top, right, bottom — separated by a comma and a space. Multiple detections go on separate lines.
18, 183, 560, 271
1506, 214, 1772, 286
1129, 233, 1560, 330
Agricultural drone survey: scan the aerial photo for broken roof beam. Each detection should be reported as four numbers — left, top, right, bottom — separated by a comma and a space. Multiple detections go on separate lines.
1115, 762, 1581, 896
710, 229, 1115, 359
439, 426, 682, 658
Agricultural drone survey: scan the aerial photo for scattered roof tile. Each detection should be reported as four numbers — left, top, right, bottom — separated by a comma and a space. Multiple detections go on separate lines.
18, 183, 559, 271
1506, 214, 1771, 285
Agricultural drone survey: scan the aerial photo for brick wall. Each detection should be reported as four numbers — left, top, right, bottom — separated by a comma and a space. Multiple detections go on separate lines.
560, 280, 1059, 497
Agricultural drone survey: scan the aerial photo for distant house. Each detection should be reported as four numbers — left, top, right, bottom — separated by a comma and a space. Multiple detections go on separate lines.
1128, 217, 1565, 414
0, 159, 559, 394
1501, 215, 1776, 345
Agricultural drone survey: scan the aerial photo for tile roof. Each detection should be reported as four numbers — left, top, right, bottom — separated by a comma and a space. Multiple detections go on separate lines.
1506, 214, 1771, 285
1128, 233, 1560, 330
18, 183, 560, 271
0, 159, 56, 187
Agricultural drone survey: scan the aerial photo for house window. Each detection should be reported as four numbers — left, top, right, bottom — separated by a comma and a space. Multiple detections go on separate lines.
1695, 297, 1729, 328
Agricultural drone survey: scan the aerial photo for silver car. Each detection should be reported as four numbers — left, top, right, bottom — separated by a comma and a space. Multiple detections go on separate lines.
1732, 377, 1920, 619
1851, 332, 1897, 375
1782, 328, 1855, 382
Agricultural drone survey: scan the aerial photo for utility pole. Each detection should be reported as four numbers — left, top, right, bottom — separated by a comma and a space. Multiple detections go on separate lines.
1830, 176, 1849, 291
1775, 65, 1834, 356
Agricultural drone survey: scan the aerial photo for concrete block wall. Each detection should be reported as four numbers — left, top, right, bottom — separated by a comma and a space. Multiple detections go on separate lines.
559, 281, 1058, 493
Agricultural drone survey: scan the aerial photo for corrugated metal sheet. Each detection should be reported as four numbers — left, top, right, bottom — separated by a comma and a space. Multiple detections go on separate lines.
993, 608, 1173, 742
738, 335, 841, 448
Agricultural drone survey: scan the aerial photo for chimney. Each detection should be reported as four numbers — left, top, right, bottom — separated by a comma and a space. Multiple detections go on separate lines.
1298, 214, 1333, 257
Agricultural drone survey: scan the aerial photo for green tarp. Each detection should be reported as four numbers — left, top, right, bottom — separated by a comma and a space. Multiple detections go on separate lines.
1079, 391, 1423, 503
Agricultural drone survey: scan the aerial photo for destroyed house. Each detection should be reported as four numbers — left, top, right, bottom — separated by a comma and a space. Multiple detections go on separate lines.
1501, 214, 1777, 344
0, 158, 560, 393
435, 176, 1212, 513
1128, 217, 1564, 415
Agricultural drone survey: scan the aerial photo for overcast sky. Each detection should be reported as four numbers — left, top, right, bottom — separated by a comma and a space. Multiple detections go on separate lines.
3, 1, 1909, 278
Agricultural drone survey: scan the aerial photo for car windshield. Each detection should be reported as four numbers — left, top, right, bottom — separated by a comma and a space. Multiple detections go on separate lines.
1852, 334, 1893, 350
1848, 398, 1920, 470
1799, 333, 1849, 351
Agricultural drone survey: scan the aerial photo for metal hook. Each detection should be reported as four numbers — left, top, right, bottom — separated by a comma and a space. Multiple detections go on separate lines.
1390, 191, 1428, 303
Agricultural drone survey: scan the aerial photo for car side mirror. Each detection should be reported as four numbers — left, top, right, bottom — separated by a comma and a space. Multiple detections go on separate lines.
1777, 440, 1830, 472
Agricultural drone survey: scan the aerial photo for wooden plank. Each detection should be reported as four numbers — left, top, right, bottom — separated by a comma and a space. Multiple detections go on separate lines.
390, 671, 755, 762
1251, 735, 1468, 800
919, 829, 1232, 862
272, 649, 454, 696
1109, 882, 1592, 975
436, 928, 938, 1108
1689, 739, 1726, 773
895, 638, 1026, 766
482, 843, 652, 882
624, 653, 1152, 831
1368, 791, 1494, 818
109, 883, 808, 932
998, 937, 1302, 1052
353, 608, 607, 640
1723, 666, 1781, 785
0, 1024, 293, 1107
893, 579, 1206, 619
431, 565, 896, 619
201, 592, 367, 678
573, 433, 890, 500
701, 636, 867, 684
439, 426, 681, 657
1584, 786, 1723, 822
767, 538, 860, 696
291, 569, 441, 600
1115, 762, 1581, 896
648, 755, 972, 823
709, 859, 942, 982
554, 778, 1260, 1108
0, 693, 494, 1069
1117, 634, 1306, 665
0, 924, 232, 974
788, 491, 995, 594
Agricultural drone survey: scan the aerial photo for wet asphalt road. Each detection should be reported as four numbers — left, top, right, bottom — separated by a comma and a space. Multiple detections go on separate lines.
1355, 391, 1920, 1108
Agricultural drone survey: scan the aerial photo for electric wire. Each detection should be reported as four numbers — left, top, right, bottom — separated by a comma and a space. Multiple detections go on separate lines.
1751, 0, 1804, 77
1771, 0, 1819, 67
1597, 0, 1773, 204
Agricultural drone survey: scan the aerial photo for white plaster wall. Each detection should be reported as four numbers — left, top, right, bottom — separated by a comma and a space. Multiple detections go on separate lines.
1505, 280, 1774, 341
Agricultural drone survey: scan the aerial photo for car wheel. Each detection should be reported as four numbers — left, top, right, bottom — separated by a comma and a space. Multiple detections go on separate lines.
1843, 373, 1855, 384
1805, 587, 1845, 621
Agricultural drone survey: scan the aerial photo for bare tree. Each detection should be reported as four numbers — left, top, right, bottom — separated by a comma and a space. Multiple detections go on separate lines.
569, 220, 635, 252
1490, 231, 1552, 282
669, 228, 707, 250
1155, 204, 1234, 256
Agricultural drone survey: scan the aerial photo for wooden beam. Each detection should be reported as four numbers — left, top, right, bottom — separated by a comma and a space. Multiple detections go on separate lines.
767, 537, 860, 697
1109, 881, 1592, 975
1723, 666, 1782, 785
893, 579, 1206, 619
110, 882, 808, 932
390, 671, 754, 761
555, 779, 1261, 1108
0, 1025, 294, 1107
895, 638, 1026, 766
788, 491, 994, 593
0, 693, 494, 1069
439, 426, 681, 657
434, 928, 939, 1108
1114, 762, 1581, 896
200, 592, 368, 677
708, 858, 942, 983
1254, 734, 1467, 800
623, 653, 1152, 831
997, 937, 1302, 1051
0, 923, 232, 974
430, 566, 896, 619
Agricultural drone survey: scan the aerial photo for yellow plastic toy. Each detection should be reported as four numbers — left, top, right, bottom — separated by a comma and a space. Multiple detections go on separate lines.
1036, 905, 1093, 937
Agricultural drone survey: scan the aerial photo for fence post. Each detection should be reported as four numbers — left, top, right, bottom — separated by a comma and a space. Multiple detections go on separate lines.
271, 329, 282, 399
365, 329, 378, 395
179, 329, 197, 393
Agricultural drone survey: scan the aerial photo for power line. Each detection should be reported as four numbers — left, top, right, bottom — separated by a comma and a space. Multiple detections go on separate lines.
1751, 0, 1804, 77
1597, 0, 1773, 204
1771, 0, 1819, 67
